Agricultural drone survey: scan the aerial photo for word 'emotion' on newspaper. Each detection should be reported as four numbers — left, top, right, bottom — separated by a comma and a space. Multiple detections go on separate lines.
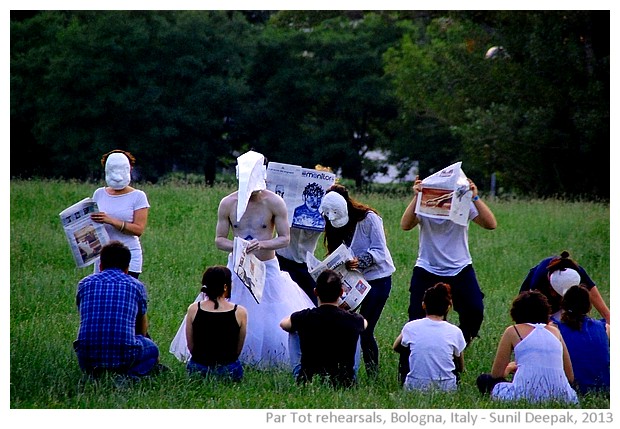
59, 197, 110, 268
266, 162, 336, 232
306, 244, 371, 311
414, 161, 472, 226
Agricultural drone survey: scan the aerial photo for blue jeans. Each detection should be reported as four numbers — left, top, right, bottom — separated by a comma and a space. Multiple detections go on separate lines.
74, 335, 159, 377
358, 275, 392, 377
186, 359, 243, 382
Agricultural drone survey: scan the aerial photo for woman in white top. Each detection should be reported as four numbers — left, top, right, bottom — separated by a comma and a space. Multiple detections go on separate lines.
477, 290, 578, 404
393, 282, 466, 391
90, 150, 150, 278
320, 184, 395, 378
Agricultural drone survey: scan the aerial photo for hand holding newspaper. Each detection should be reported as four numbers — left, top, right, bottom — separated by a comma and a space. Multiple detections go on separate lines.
414, 161, 472, 226
233, 237, 266, 304
305, 244, 371, 311
59, 197, 110, 268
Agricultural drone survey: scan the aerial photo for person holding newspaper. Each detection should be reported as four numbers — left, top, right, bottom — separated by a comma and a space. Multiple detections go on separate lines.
276, 165, 335, 306
213, 150, 314, 370
319, 184, 395, 379
90, 149, 150, 279
398, 169, 496, 384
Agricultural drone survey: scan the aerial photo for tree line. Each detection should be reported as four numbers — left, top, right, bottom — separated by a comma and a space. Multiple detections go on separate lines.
10, 10, 609, 199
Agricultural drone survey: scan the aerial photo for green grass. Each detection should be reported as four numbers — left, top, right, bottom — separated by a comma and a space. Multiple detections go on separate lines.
9, 179, 611, 410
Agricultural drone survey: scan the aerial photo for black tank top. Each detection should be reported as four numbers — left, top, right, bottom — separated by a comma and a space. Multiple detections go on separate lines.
191, 302, 240, 366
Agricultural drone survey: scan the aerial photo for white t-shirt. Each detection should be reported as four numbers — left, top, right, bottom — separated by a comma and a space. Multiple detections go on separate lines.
400, 317, 466, 391
415, 204, 478, 276
93, 187, 150, 273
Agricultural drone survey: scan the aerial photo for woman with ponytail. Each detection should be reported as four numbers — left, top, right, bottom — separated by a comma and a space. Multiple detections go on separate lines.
184, 266, 248, 381
552, 285, 610, 395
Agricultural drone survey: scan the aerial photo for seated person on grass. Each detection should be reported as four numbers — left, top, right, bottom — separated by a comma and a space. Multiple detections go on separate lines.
280, 269, 367, 388
73, 241, 162, 378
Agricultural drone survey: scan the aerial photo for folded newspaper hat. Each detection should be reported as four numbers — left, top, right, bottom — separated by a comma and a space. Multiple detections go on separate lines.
236, 150, 267, 222
319, 191, 349, 228
549, 268, 581, 296
105, 152, 131, 190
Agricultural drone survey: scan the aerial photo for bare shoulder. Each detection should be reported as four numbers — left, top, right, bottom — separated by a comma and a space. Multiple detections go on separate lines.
218, 191, 238, 209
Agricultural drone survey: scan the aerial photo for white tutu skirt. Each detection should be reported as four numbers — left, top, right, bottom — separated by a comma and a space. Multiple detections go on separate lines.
170, 255, 315, 370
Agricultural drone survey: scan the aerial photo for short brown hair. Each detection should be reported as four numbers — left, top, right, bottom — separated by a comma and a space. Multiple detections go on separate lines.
101, 149, 136, 167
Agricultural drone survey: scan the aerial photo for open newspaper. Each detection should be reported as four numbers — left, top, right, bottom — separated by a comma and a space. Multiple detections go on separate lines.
414, 161, 472, 226
266, 162, 336, 231
59, 197, 110, 268
306, 244, 371, 311
232, 237, 266, 304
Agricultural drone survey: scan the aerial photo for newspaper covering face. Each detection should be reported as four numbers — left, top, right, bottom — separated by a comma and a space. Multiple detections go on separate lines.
414, 161, 472, 226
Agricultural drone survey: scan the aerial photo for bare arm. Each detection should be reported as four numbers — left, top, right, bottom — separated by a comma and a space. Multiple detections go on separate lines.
136, 313, 149, 337
235, 306, 248, 357
454, 352, 465, 374
215, 196, 235, 253
469, 179, 497, 230
588, 286, 610, 324
392, 332, 408, 353
490, 327, 515, 378
280, 316, 293, 332
90, 207, 149, 237
400, 176, 421, 231
185, 303, 198, 354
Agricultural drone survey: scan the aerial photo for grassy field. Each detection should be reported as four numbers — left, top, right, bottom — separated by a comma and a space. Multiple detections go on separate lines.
9, 179, 611, 412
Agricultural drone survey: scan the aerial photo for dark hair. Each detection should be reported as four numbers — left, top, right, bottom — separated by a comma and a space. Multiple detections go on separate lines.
101, 149, 136, 167
99, 241, 131, 271
303, 182, 324, 201
560, 285, 591, 330
423, 282, 453, 317
546, 250, 580, 274
200, 266, 232, 309
315, 269, 343, 303
322, 184, 379, 254
510, 290, 551, 324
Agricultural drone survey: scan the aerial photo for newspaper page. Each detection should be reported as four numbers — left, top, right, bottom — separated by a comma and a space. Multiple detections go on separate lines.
306, 244, 371, 311
232, 237, 266, 304
414, 161, 472, 226
59, 197, 110, 268
266, 162, 336, 231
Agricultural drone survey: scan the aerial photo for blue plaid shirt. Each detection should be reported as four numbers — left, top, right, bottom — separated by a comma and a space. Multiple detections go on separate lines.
75, 269, 148, 369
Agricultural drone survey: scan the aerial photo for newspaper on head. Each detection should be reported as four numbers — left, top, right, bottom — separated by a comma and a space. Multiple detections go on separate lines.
306, 244, 371, 311
414, 161, 472, 226
59, 197, 110, 268
266, 162, 336, 232
233, 237, 266, 304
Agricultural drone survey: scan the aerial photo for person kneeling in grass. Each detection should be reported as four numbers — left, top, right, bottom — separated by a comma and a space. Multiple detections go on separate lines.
393, 282, 466, 391
280, 269, 367, 388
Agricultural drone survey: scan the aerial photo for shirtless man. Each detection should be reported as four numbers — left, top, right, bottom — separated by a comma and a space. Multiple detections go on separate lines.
215, 180, 290, 261
215, 150, 314, 370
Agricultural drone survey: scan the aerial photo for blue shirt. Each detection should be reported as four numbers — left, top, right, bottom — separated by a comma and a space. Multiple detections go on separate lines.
75, 269, 148, 369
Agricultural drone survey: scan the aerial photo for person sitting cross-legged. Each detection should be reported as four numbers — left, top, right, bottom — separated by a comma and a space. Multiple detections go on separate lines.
280, 269, 367, 388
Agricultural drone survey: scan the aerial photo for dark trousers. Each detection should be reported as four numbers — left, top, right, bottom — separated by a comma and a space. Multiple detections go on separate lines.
398, 265, 484, 384
276, 254, 318, 306
359, 276, 392, 378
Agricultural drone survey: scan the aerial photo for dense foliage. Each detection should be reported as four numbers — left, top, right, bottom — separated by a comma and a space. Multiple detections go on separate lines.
10, 10, 609, 198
